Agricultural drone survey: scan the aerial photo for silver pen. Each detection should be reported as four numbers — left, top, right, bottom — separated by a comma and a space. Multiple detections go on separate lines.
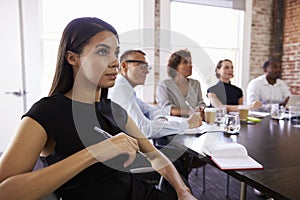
94, 126, 147, 158
185, 100, 195, 114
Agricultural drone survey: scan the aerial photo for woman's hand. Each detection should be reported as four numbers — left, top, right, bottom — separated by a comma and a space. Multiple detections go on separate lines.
187, 112, 202, 128
88, 132, 139, 167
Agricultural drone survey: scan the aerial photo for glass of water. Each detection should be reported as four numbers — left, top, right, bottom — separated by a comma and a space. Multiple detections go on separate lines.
215, 106, 226, 124
223, 114, 241, 134
270, 104, 285, 120
289, 105, 300, 123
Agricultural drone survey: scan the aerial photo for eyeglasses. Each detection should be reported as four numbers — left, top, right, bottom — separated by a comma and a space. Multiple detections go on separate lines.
125, 60, 152, 71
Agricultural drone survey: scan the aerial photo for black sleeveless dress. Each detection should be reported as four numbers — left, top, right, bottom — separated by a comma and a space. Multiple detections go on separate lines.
207, 81, 243, 106
24, 93, 176, 200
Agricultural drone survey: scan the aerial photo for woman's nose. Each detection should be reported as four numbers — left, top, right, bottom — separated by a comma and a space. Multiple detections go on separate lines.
108, 57, 119, 68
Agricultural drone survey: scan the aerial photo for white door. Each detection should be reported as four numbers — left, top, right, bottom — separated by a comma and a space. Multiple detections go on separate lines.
0, 0, 26, 152
0, 0, 42, 153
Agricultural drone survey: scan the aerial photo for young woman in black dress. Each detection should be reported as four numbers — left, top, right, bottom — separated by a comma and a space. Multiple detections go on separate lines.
0, 17, 196, 200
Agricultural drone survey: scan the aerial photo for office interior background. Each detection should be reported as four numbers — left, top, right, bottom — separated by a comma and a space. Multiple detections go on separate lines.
0, 0, 299, 152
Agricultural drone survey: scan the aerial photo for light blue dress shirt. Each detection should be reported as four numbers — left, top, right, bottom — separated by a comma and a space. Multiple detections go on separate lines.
108, 75, 189, 138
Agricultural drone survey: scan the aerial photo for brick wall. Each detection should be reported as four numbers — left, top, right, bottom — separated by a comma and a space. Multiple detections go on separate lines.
250, 0, 300, 94
249, 0, 273, 78
282, 0, 300, 94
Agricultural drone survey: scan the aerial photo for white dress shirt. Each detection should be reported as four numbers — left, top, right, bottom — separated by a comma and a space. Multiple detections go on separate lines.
246, 74, 290, 105
108, 75, 189, 139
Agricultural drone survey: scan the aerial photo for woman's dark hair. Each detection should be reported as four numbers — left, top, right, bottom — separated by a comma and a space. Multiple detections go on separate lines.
48, 17, 119, 96
215, 59, 232, 78
167, 49, 191, 78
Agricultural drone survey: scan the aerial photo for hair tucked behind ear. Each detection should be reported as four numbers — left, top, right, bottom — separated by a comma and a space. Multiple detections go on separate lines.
48, 17, 119, 96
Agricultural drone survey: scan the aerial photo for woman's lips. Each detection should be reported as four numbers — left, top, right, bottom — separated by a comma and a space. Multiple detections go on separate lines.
106, 73, 118, 79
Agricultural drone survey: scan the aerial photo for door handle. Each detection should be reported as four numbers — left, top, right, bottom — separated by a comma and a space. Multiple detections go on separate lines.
5, 90, 27, 97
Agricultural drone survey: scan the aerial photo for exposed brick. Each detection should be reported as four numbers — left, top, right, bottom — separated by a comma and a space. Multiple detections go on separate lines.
250, 0, 300, 94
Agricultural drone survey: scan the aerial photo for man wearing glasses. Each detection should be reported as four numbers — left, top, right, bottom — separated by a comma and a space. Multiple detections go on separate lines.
108, 49, 203, 180
108, 50, 202, 180
108, 49, 201, 139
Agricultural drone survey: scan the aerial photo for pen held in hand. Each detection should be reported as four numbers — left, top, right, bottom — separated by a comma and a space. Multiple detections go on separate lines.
94, 126, 147, 158
185, 100, 195, 114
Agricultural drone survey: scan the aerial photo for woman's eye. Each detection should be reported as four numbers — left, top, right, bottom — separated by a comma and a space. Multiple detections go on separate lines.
97, 49, 108, 56
114, 51, 119, 58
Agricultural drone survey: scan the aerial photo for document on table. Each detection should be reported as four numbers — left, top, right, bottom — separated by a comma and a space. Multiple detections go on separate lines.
249, 111, 270, 118
210, 143, 263, 170
166, 116, 224, 135
183, 123, 224, 134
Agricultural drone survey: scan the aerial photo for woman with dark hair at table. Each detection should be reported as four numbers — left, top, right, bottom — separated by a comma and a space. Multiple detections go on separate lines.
207, 59, 261, 112
0, 17, 196, 200
156, 49, 206, 117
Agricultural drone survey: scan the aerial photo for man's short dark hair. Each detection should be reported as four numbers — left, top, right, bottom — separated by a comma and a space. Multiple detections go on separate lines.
119, 49, 146, 63
262, 60, 270, 70
263, 57, 281, 71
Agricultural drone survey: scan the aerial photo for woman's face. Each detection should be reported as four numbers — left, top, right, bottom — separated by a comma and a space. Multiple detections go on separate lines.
217, 60, 234, 80
176, 57, 192, 78
76, 31, 119, 89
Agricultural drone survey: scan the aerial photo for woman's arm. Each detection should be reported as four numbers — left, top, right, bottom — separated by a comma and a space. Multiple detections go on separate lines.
208, 93, 262, 113
0, 117, 139, 200
124, 117, 197, 200
280, 96, 290, 107
170, 107, 190, 117
0, 117, 95, 200
207, 92, 242, 112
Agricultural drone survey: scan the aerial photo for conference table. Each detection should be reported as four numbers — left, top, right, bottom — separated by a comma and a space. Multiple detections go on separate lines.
165, 115, 300, 200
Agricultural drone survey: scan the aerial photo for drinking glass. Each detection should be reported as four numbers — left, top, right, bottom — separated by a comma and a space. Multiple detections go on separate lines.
223, 114, 241, 134
215, 107, 226, 124
289, 106, 300, 123
270, 104, 285, 120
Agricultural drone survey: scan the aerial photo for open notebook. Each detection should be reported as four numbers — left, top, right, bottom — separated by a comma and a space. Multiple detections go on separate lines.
188, 132, 222, 156
187, 132, 263, 170
210, 143, 263, 170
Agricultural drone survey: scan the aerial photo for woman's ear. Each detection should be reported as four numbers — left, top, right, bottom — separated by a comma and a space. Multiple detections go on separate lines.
65, 51, 80, 66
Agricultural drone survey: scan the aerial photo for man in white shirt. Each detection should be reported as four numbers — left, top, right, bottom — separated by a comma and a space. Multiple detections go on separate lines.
247, 59, 290, 110
108, 49, 202, 139
247, 59, 291, 197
